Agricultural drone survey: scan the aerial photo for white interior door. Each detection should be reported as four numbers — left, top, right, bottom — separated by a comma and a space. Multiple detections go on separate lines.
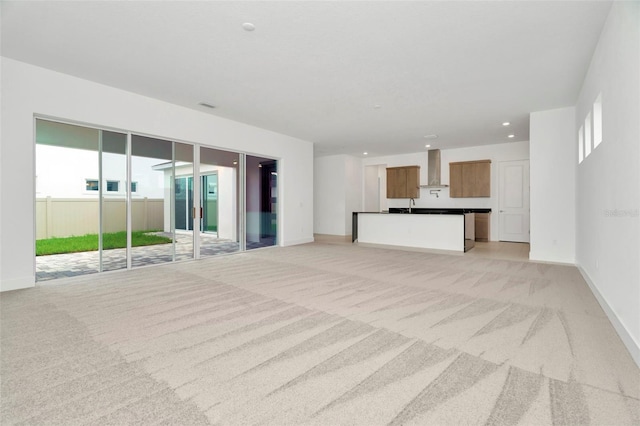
499, 160, 530, 242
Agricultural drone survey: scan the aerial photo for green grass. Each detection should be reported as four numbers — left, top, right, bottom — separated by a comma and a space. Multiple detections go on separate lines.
36, 231, 172, 256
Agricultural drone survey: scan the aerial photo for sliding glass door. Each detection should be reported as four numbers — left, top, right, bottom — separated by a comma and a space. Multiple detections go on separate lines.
35, 120, 101, 280
35, 118, 279, 282
101, 131, 128, 272
36, 120, 129, 279
199, 146, 240, 257
246, 155, 278, 249
130, 135, 175, 266
174, 143, 195, 261
201, 173, 218, 237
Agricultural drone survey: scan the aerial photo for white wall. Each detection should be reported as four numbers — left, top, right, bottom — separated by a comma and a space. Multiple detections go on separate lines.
314, 155, 346, 236
313, 154, 362, 236
529, 107, 576, 264
362, 141, 529, 241
344, 155, 363, 235
575, 2, 639, 365
0, 58, 314, 292
363, 165, 380, 212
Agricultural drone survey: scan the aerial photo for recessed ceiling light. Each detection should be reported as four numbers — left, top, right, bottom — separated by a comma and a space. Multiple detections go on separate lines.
425, 144, 431, 148
198, 102, 216, 109
363, 152, 368, 155
502, 122, 510, 126
424, 134, 438, 139
373, 104, 381, 109
242, 22, 255, 31
508, 134, 515, 138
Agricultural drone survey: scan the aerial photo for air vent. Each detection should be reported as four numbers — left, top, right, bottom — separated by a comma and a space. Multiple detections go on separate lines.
198, 102, 216, 109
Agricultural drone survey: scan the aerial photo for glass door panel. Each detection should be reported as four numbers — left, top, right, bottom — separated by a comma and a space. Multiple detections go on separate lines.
246, 155, 278, 250
35, 119, 100, 280
199, 146, 239, 257
101, 130, 128, 272
201, 173, 218, 236
131, 135, 174, 267
174, 142, 194, 261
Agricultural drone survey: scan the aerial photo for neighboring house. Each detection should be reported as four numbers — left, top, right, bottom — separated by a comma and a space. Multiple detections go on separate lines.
36, 144, 165, 199
152, 161, 238, 241
35, 144, 167, 238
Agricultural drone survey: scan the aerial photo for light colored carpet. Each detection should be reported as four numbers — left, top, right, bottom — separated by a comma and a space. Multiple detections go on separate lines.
1, 242, 639, 425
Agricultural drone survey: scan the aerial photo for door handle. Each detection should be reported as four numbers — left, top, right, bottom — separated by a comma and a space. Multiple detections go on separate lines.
192, 207, 203, 218
200, 207, 203, 218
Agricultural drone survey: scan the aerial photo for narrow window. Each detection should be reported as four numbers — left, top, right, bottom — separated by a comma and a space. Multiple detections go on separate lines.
578, 125, 584, 164
130, 181, 138, 193
106, 180, 119, 192
86, 179, 99, 191
593, 93, 602, 148
584, 112, 592, 158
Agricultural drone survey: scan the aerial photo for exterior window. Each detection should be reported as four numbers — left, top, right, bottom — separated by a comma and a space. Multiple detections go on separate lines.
584, 112, 592, 158
130, 181, 138, 193
578, 125, 584, 164
106, 180, 119, 192
86, 179, 99, 191
593, 93, 602, 148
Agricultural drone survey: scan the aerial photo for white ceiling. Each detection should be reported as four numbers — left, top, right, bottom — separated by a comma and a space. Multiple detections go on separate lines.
1, 1, 611, 157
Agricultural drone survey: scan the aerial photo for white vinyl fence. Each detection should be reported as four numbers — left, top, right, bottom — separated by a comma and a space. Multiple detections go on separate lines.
36, 197, 164, 239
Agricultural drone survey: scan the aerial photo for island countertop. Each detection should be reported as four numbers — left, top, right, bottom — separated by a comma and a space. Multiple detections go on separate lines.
387, 207, 491, 215
352, 210, 478, 252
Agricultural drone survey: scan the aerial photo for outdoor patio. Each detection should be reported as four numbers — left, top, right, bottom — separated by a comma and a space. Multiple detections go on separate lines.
36, 232, 271, 281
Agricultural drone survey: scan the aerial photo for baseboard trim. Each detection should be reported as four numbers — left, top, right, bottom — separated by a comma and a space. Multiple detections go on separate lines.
1, 275, 36, 292
356, 242, 463, 256
529, 250, 577, 266
313, 234, 352, 244
577, 264, 640, 369
282, 237, 314, 247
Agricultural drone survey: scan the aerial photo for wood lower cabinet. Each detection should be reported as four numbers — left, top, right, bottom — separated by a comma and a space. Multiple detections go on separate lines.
449, 160, 491, 198
475, 213, 491, 241
386, 166, 420, 198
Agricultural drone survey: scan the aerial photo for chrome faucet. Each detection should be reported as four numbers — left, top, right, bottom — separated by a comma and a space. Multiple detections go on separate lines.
409, 198, 415, 213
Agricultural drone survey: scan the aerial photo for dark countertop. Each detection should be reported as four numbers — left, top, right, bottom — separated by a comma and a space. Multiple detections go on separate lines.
385, 208, 491, 215
353, 208, 491, 215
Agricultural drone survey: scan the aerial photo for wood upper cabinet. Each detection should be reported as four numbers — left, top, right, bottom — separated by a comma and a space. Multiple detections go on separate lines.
386, 166, 420, 198
449, 160, 491, 198
475, 161, 491, 196
449, 163, 463, 198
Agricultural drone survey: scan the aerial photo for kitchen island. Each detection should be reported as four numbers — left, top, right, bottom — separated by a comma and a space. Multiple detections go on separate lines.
353, 208, 489, 252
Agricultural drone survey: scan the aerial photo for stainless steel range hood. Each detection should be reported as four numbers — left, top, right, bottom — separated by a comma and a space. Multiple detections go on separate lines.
421, 149, 449, 188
